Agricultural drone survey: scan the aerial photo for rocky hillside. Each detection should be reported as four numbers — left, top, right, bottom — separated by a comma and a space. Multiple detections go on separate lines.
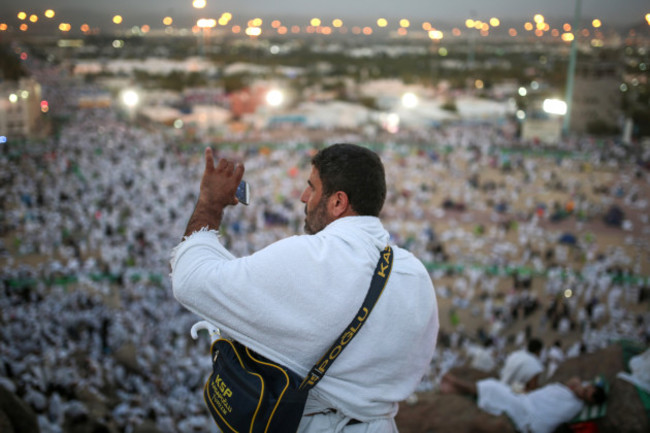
1, 343, 647, 433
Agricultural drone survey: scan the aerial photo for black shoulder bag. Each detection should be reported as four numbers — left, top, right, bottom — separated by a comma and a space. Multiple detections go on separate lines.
203, 245, 394, 433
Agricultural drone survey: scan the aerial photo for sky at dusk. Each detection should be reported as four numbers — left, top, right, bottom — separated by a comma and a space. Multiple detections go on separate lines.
1, 0, 649, 28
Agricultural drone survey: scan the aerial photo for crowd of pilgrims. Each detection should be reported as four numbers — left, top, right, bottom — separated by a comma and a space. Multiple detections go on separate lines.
1, 108, 648, 432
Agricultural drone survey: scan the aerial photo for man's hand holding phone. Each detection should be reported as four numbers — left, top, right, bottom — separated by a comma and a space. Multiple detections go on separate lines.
183, 148, 247, 236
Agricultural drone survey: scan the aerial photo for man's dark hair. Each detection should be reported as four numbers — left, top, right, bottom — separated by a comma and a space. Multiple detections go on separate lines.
311, 143, 386, 216
591, 384, 607, 405
528, 338, 543, 355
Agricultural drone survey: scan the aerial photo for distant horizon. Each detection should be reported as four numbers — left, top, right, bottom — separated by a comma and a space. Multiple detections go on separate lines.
1, 12, 648, 38
1, 0, 649, 30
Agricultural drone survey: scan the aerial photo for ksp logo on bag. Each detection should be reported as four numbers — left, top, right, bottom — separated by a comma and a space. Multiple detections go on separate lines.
215, 374, 233, 398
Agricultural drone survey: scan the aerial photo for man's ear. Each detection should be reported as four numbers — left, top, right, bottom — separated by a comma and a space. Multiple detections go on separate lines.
328, 191, 352, 218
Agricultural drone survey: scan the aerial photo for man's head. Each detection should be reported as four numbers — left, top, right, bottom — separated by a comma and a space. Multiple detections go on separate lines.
566, 377, 607, 405
300, 143, 386, 234
527, 338, 543, 355
581, 383, 607, 405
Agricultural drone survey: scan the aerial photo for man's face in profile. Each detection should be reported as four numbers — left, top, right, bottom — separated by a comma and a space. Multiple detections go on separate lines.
300, 167, 331, 234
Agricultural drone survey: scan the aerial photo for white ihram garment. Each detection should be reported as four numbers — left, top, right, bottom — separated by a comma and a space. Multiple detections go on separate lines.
477, 379, 584, 433
170, 216, 439, 432
500, 349, 544, 391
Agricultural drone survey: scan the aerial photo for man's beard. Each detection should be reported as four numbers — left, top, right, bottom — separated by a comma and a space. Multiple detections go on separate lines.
304, 195, 330, 235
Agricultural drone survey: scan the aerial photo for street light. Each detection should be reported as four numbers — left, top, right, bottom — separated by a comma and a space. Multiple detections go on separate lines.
121, 89, 139, 108
543, 99, 567, 116
401, 92, 419, 109
197, 18, 216, 28
266, 89, 284, 107
120, 89, 140, 121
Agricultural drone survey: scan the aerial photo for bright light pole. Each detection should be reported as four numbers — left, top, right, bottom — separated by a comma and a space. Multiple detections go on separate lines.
193, 0, 208, 56
196, 18, 216, 57
563, 0, 582, 137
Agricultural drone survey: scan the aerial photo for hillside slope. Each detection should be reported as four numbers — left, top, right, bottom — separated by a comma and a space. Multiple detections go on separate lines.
396, 343, 649, 433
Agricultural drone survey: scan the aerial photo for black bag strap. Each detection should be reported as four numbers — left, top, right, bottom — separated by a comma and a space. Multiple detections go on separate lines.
299, 245, 394, 390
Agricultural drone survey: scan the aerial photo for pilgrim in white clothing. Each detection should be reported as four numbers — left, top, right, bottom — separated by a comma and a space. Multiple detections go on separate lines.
171, 216, 439, 432
477, 379, 585, 433
500, 349, 544, 391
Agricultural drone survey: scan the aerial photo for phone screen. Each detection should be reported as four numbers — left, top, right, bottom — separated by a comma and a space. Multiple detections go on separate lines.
236, 181, 250, 205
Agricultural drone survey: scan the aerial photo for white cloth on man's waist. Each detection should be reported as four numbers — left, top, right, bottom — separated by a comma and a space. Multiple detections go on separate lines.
299, 390, 398, 432
170, 216, 439, 429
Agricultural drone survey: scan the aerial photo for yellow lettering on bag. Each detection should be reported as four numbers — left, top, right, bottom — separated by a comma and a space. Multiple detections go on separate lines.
356, 308, 368, 323
317, 358, 329, 373
318, 306, 372, 372
215, 374, 233, 399
211, 381, 233, 414
329, 345, 342, 360
377, 262, 388, 277
342, 308, 367, 344
377, 249, 391, 277
341, 330, 353, 345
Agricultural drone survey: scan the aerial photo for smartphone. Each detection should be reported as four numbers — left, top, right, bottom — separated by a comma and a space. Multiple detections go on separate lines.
236, 180, 250, 205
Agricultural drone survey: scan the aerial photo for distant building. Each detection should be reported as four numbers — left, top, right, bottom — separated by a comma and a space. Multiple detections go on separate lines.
0, 78, 42, 138
570, 60, 623, 135
77, 92, 112, 109
521, 115, 563, 145
520, 97, 564, 145
182, 87, 228, 107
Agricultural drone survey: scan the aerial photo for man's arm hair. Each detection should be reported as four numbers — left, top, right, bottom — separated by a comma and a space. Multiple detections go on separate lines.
183, 198, 225, 237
